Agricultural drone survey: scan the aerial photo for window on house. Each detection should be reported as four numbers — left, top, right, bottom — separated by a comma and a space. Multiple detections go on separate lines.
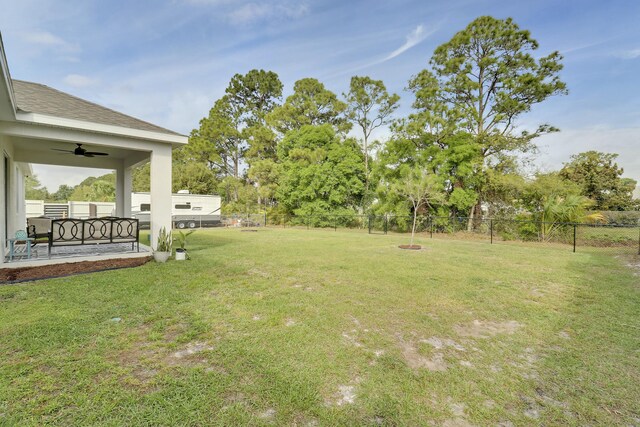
140, 203, 151, 211
175, 203, 191, 210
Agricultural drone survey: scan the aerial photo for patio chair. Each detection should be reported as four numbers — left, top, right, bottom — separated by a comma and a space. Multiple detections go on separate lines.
7, 230, 34, 261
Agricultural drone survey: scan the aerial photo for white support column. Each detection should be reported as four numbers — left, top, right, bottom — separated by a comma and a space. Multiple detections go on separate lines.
150, 144, 172, 249
123, 166, 133, 217
115, 163, 124, 217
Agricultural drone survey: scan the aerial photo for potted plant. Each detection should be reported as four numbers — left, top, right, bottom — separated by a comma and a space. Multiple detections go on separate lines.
174, 230, 194, 261
153, 227, 172, 263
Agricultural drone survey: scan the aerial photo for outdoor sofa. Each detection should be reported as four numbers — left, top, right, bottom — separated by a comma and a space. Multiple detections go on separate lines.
28, 217, 139, 257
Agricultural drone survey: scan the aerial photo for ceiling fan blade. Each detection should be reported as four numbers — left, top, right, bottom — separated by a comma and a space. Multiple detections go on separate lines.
50, 144, 108, 157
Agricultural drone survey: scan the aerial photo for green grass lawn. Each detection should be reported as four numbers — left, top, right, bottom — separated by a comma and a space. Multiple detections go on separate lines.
1, 228, 638, 426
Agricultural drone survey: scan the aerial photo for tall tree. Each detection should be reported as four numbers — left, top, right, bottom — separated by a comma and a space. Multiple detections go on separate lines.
66, 172, 116, 201
187, 70, 282, 203
276, 125, 364, 222
70, 179, 115, 202
187, 97, 245, 181
25, 175, 49, 200
132, 163, 151, 192
408, 16, 567, 224
344, 76, 399, 197
50, 184, 74, 201
225, 69, 283, 128
559, 151, 638, 211
268, 78, 351, 135
247, 159, 282, 209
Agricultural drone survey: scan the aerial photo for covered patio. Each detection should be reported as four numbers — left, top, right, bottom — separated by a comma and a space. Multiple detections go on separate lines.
0, 34, 188, 266
3, 242, 151, 268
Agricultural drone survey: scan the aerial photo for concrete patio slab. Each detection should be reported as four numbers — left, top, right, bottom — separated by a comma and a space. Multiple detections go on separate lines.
2, 242, 151, 269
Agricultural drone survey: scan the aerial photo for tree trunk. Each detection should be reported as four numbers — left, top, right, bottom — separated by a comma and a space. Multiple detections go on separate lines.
467, 199, 483, 231
411, 207, 417, 246
364, 135, 369, 191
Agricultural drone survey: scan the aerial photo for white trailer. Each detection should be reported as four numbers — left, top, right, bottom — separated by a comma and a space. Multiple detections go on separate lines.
131, 191, 222, 229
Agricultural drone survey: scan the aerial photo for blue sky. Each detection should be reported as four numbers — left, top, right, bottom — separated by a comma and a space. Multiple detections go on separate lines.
1, 0, 639, 192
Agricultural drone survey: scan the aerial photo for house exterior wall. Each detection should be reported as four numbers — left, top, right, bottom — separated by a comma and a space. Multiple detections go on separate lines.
0, 134, 27, 262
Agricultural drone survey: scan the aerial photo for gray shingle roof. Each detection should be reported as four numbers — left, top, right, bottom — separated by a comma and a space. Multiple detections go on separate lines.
12, 79, 182, 136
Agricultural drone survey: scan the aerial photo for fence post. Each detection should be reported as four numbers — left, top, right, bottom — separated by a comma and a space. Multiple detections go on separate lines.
307, 216, 310, 230
490, 219, 493, 244
637, 226, 640, 255
334, 215, 337, 232
573, 224, 577, 253
264, 212, 267, 227
430, 218, 433, 239
384, 215, 388, 235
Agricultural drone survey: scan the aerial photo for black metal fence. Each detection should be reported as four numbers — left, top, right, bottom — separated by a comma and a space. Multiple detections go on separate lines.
254, 213, 640, 255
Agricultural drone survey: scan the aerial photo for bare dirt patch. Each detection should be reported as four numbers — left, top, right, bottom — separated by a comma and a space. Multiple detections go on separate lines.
171, 342, 214, 359
442, 400, 476, 427
336, 385, 356, 405
325, 376, 362, 407
442, 420, 475, 427
258, 408, 276, 419
0, 257, 151, 284
113, 329, 161, 390
454, 320, 521, 338
164, 341, 215, 369
398, 338, 448, 371
625, 261, 640, 277
342, 330, 364, 348
421, 337, 466, 351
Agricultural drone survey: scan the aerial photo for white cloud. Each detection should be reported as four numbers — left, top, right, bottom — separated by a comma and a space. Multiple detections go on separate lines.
22, 30, 80, 53
383, 24, 434, 61
23, 31, 66, 46
63, 74, 99, 88
616, 48, 640, 59
325, 24, 436, 79
228, 2, 309, 26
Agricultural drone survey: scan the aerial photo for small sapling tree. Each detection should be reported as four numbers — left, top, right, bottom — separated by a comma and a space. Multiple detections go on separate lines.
392, 169, 445, 248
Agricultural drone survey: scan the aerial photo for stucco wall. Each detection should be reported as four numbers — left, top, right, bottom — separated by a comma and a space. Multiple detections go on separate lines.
0, 134, 27, 262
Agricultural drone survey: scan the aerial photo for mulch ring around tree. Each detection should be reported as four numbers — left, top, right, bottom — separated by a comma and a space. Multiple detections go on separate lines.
398, 244, 422, 250
0, 257, 152, 284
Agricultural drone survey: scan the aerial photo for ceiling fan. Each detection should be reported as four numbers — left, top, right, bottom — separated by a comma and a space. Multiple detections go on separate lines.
52, 143, 108, 158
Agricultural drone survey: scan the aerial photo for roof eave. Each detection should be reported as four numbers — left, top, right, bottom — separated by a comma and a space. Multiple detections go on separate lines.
0, 33, 17, 121
15, 111, 188, 146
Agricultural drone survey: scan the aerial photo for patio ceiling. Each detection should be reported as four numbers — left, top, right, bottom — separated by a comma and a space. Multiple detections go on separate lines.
8, 134, 149, 169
